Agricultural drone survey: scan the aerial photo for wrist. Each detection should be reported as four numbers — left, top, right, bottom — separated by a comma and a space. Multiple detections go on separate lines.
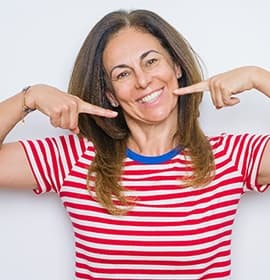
249, 66, 266, 90
247, 66, 270, 97
21, 86, 36, 124
22, 85, 37, 111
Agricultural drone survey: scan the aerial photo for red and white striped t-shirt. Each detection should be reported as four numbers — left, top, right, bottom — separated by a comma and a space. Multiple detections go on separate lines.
20, 133, 270, 280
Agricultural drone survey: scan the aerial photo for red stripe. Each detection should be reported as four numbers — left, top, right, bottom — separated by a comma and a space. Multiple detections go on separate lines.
74, 229, 231, 246
76, 259, 230, 275
75, 239, 231, 257
45, 138, 61, 191
60, 136, 73, 172
201, 270, 230, 280
246, 135, 267, 190
72, 219, 233, 237
30, 140, 52, 192
67, 205, 237, 226
76, 249, 229, 266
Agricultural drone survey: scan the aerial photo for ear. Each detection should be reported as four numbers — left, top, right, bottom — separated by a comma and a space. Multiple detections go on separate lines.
105, 91, 119, 107
174, 64, 182, 79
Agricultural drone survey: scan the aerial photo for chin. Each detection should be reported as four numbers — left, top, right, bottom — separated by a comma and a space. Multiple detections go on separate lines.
142, 113, 171, 124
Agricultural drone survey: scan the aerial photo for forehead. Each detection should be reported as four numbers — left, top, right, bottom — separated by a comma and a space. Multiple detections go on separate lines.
103, 27, 169, 68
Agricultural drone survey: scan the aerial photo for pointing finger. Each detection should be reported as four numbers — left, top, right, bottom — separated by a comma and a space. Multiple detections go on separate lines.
173, 80, 209, 95
79, 100, 118, 118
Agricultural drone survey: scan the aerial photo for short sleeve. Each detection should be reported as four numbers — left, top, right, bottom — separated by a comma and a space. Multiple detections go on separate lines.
221, 133, 270, 192
19, 134, 87, 195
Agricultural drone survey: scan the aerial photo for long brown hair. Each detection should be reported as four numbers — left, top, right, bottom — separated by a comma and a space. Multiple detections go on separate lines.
68, 9, 214, 215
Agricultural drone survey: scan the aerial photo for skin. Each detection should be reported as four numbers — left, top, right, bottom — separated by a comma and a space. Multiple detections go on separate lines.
0, 86, 118, 189
0, 30, 269, 189
173, 66, 270, 184
102, 27, 181, 155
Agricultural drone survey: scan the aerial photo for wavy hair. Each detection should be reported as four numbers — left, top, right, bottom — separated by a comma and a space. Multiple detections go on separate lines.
68, 9, 214, 215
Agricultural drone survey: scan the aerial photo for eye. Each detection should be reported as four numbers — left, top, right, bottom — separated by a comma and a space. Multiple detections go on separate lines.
146, 58, 158, 66
113, 70, 131, 81
117, 71, 129, 79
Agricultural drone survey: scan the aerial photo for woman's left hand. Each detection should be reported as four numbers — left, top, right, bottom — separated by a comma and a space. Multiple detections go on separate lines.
173, 66, 268, 109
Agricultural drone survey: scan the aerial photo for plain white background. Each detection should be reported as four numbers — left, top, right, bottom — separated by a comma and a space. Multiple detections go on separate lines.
0, 0, 270, 279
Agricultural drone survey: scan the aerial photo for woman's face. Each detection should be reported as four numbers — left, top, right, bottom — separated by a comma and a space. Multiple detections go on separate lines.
103, 27, 181, 127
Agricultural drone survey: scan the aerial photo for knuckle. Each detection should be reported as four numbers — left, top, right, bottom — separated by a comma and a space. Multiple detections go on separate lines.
220, 84, 227, 91
209, 77, 217, 86
51, 109, 61, 116
223, 95, 231, 104
50, 118, 58, 128
61, 104, 70, 112
68, 98, 78, 109
69, 120, 78, 130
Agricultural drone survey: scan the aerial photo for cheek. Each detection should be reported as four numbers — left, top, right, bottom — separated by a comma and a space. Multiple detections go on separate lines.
112, 87, 131, 103
158, 67, 179, 87
157, 62, 178, 77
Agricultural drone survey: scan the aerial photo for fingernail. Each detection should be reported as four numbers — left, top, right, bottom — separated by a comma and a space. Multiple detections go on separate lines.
109, 111, 118, 117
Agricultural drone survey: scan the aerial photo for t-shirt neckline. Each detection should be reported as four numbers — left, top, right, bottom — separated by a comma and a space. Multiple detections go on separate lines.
126, 147, 181, 164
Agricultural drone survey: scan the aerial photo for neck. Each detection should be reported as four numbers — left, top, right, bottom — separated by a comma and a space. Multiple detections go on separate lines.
126, 119, 179, 156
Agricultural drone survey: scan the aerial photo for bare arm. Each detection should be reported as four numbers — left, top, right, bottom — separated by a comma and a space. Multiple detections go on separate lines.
0, 91, 26, 145
0, 85, 118, 190
0, 142, 36, 189
173, 66, 270, 185
0, 90, 37, 189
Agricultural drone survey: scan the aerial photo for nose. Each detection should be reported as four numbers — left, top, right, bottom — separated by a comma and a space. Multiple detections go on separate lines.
134, 68, 152, 89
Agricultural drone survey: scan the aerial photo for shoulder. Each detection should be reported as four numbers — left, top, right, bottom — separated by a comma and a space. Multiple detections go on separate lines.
208, 132, 270, 154
56, 133, 95, 153
208, 132, 248, 154
208, 132, 235, 149
24, 133, 96, 157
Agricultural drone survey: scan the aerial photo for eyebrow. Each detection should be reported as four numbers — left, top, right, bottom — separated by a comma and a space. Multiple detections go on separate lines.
109, 49, 161, 78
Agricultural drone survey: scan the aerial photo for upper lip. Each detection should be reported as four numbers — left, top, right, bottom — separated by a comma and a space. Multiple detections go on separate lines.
136, 87, 164, 102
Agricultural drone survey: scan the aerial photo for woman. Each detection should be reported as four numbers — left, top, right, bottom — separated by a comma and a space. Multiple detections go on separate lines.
0, 9, 270, 280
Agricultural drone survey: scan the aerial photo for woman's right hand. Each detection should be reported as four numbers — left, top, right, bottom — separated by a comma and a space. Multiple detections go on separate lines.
24, 84, 118, 134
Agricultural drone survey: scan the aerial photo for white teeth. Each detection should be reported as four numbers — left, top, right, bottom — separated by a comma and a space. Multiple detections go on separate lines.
139, 89, 162, 103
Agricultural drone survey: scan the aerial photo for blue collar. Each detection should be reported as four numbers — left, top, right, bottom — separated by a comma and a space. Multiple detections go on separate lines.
126, 147, 181, 164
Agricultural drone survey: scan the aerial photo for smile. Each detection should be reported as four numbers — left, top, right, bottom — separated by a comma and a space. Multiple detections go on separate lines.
138, 89, 163, 104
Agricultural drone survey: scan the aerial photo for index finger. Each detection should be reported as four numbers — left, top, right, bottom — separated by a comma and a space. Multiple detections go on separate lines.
79, 101, 118, 118
173, 80, 209, 95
